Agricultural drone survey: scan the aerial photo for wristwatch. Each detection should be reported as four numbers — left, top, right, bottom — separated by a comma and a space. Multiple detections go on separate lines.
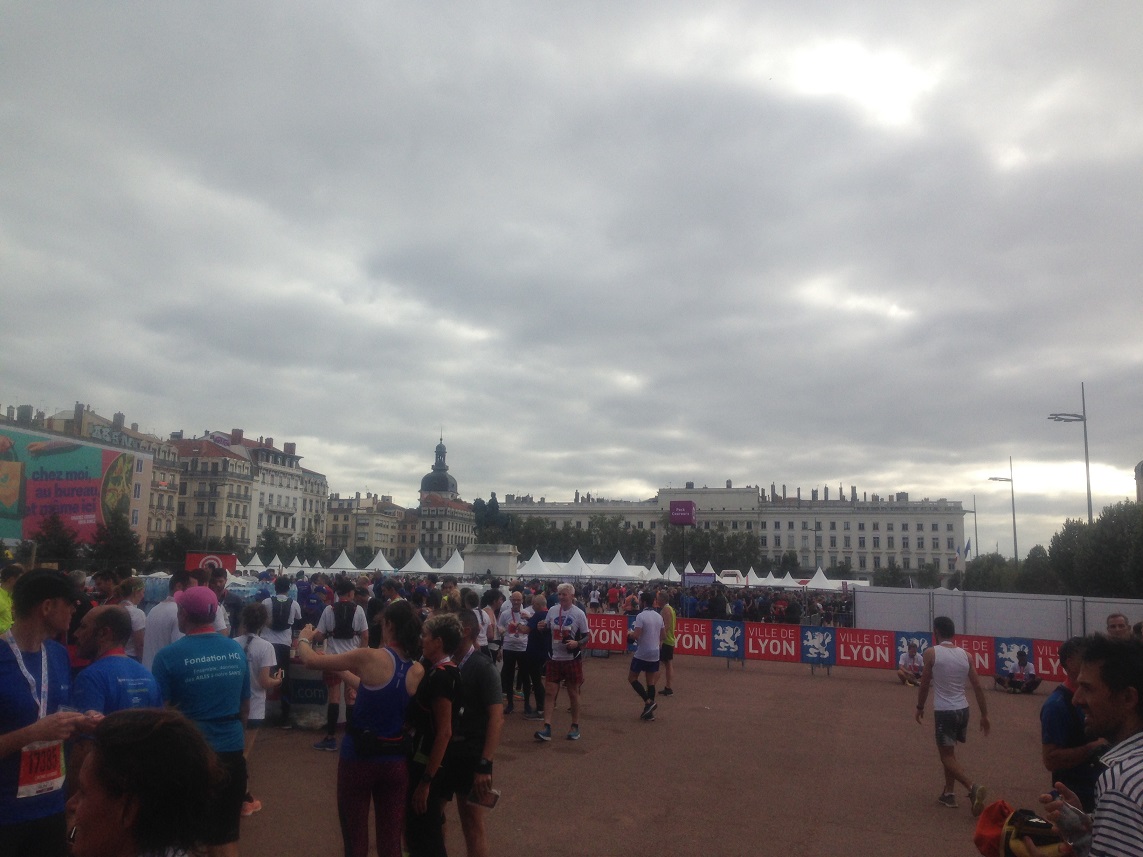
420, 771, 434, 784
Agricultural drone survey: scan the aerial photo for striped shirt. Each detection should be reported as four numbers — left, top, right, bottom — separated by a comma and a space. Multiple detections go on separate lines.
1091, 730, 1143, 857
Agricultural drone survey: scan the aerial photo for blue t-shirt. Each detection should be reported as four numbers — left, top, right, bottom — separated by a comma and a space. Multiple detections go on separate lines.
73, 655, 162, 714
0, 638, 72, 825
153, 632, 250, 753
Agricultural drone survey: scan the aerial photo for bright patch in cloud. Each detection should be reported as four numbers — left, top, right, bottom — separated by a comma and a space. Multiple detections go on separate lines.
794, 275, 915, 321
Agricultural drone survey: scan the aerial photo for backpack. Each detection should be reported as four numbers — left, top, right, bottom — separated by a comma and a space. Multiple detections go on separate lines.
331, 601, 357, 639
270, 597, 294, 632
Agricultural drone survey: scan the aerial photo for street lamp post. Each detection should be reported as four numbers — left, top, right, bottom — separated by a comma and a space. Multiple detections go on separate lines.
989, 457, 1018, 568
1049, 381, 1094, 526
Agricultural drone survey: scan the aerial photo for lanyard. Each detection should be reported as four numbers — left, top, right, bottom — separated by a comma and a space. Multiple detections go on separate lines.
3, 631, 48, 719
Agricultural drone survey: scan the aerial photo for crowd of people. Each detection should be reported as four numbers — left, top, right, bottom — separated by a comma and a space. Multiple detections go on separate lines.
5, 558, 1143, 857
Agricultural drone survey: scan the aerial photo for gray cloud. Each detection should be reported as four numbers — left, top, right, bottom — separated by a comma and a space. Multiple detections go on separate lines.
4, 2, 1142, 559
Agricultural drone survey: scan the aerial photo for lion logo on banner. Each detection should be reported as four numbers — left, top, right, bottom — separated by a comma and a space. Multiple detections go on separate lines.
995, 641, 1029, 673
803, 630, 832, 660
713, 624, 741, 653
897, 636, 928, 656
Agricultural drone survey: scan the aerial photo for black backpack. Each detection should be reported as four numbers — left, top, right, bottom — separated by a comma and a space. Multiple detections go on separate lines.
270, 598, 294, 632
332, 601, 357, 639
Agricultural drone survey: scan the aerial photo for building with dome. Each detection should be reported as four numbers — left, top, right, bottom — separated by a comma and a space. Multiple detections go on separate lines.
415, 438, 474, 566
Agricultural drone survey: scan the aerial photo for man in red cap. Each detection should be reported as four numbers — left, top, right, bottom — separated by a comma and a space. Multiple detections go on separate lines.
152, 585, 250, 857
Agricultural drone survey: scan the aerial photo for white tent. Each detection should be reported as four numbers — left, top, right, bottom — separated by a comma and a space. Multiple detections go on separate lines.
600, 551, 641, 581
268, 554, 287, 572
664, 564, 681, 583
310, 559, 324, 569
682, 562, 697, 578
399, 550, 434, 575
701, 561, 717, 576
805, 568, 837, 591
746, 568, 764, 587
777, 572, 799, 588
365, 549, 395, 572
327, 550, 359, 574
439, 550, 465, 576
561, 550, 590, 579
761, 571, 780, 586
517, 550, 544, 578
643, 564, 664, 582
243, 554, 266, 574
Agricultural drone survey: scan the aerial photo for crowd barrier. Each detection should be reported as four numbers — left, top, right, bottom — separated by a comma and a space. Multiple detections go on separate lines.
584, 614, 1069, 683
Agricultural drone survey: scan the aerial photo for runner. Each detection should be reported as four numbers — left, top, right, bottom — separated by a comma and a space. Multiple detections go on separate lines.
534, 583, 588, 743
628, 591, 665, 721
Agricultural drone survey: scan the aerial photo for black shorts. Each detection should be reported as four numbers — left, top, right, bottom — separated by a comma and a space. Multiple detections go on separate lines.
659, 644, 674, 663
934, 708, 969, 747
204, 751, 248, 846
438, 750, 478, 801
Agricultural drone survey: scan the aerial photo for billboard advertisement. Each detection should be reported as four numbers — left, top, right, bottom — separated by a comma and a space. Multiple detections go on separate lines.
669, 500, 697, 526
0, 426, 135, 543
185, 552, 239, 574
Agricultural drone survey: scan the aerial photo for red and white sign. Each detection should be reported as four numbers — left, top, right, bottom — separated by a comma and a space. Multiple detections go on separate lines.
954, 634, 995, 676
587, 614, 629, 652
674, 618, 711, 657
184, 552, 238, 573
1033, 639, 1067, 684
836, 628, 894, 669
744, 623, 800, 662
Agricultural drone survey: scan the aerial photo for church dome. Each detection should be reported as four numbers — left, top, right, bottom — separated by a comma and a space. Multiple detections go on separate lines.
420, 438, 458, 497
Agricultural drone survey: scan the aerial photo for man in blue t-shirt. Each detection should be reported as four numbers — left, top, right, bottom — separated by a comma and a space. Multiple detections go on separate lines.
153, 585, 250, 857
0, 569, 92, 857
74, 605, 162, 714
1040, 636, 1108, 812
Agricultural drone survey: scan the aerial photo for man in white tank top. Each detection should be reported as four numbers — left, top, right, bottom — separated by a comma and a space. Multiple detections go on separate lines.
914, 615, 990, 814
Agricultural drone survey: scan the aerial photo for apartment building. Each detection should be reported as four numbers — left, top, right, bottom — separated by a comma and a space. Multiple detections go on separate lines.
499, 481, 967, 580
326, 491, 404, 565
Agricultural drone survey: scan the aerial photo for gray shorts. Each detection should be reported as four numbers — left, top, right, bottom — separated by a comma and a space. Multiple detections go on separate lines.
934, 708, 969, 746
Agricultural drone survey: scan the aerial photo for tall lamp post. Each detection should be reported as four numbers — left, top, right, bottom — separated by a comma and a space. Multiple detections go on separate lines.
1048, 381, 1093, 525
989, 457, 1018, 568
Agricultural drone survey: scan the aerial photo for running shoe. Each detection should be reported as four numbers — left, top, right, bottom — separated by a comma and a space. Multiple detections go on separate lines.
660, 687, 674, 696
241, 799, 263, 817
566, 726, 581, 741
524, 709, 545, 721
534, 725, 552, 742
970, 784, 987, 816
641, 701, 658, 720
504, 704, 514, 716
312, 736, 338, 752
937, 793, 958, 809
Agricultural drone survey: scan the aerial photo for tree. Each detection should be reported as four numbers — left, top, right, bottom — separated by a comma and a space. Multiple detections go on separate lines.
289, 529, 323, 565
779, 551, 800, 573
28, 513, 83, 570
962, 552, 1015, 592
1014, 545, 1063, 594
914, 562, 942, 589
87, 511, 143, 572
1074, 502, 1143, 598
872, 561, 908, 588
150, 526, 203, 563
256, 528, 287, 565
1049, 518, 1087, 594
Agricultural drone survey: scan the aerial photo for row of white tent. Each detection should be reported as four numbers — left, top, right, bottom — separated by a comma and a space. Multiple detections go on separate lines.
236, 547, 865, 591
516, 550, 868, 591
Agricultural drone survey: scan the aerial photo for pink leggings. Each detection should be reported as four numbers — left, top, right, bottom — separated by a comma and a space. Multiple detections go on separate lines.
336, 754, 408, 857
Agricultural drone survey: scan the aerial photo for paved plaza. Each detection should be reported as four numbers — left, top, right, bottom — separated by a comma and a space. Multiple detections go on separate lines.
242, 653, 1050, 857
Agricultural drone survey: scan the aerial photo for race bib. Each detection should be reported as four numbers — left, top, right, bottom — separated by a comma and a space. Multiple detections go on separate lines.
17, 740, 64, 799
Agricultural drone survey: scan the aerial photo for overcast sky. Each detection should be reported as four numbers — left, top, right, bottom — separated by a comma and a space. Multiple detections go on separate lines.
4, 3, 1141, 561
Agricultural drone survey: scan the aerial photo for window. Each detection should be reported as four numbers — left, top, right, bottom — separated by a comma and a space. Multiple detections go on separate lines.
903, 558, 911, 569
887, 522, 894, 531
844, 535, 851, 548
947, 538, 955, 550
760, 536, 768, 547
787, 521, 794, 530
829, 521, 836, 530
775, 521, 781, 531
746, 521, 752, 530
815, 535, 822, 548
902, 536, 910, 549
760, 521, 767, 530
858, 522, 865, 531
858, 536, 866, 548
872, 522, 879, 531
887, 536, 895, 549
844, 521, 850, 531
774, 535, 781, 548
178, 502, 185, 516
932, 538, 940, 550
873, 536, 880, 549
932, 523, 939, 532
131, 509, 139, 526
947, 523, 954, 531
802, 535, 809, 548
829, 536, 836, 548
133, 482, 141, 500
902, 523, 909, 532
858, 556, 866, 569
136, 458, 144, 473
873, 556, 882, 569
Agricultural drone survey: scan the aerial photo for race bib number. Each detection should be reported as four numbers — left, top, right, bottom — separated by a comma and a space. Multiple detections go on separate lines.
17, 740, 65, 799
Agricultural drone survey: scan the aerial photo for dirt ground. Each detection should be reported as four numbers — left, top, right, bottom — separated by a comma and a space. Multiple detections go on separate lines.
240, 654, 1051, 857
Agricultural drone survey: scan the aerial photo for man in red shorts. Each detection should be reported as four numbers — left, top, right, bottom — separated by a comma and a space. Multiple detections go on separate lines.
534, 583, 589, 742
